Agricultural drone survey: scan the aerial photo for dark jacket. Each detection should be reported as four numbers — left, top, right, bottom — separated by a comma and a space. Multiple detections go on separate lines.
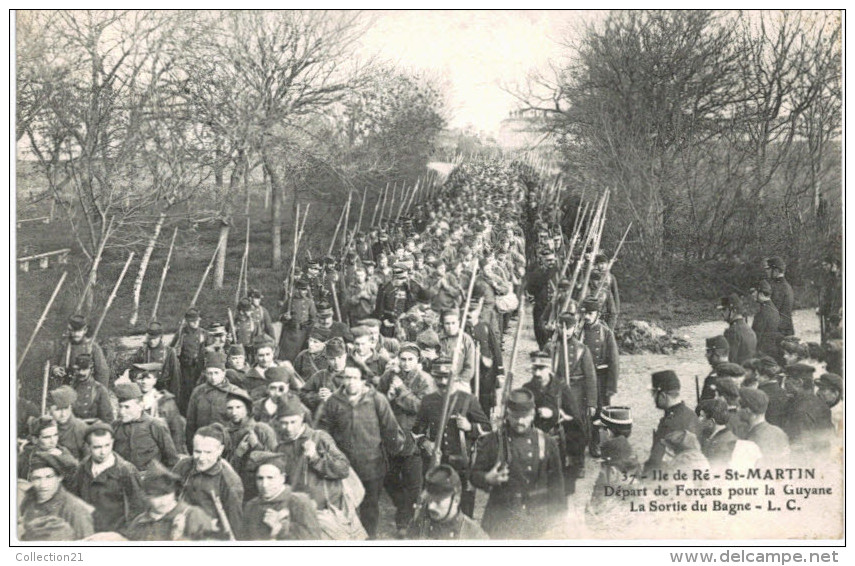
408, 510, 489, 540
121, 500, 213, 541
51, 337, 110, 388
128, 342, 182, 395
581, 320, 620, 402
752, 302, 781, 359
782, 390, 833, 448
769, 276, 795, 336
724, 318, 757, 365
412, 389, 491, 471
241, 486, 322, 541
185, 380, 242, 452
377, 367, 436, 434
699, 426, 738, 470
316, 386, 406, 481
112, 413, 179, 470
758, 380, 789, 429
71, 378, 114, 423
68, 452, 144, 532
644, 401, 700, 473
57, 416, 90, 460
274, 425, 351, 511
470, 426, 565, 539
746, 421, 790, 467
19, 486, 94, 540
225, 418, 278, 501
172, 457, 244, 538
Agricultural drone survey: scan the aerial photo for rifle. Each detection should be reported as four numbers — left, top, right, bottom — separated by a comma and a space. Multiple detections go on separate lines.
92, 252, 135, 342
340, 189, 353, 254
370, 183, 385, 228
286, 203, 301, 314
496, 284, 526, 468
356, 187, 367, 235
209, 489, 236, 541
173, 239, 223, 342
432, 260, 479, 469
40, 360, 50, 415
227, 308, 238, 344
329, 279, 343, 323
577, 189, 610, 302
75, 216, 115, 314
151, 226, 178, 322
473, 342, 481, 400
18, 271, 67, 371
695, 375, 700, 405
328, 199, 348, 256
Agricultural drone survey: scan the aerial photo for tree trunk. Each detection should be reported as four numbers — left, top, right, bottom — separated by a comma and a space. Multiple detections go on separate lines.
214, 219, 230, 290
129, 213, 165, 327
265, 156, 283, 270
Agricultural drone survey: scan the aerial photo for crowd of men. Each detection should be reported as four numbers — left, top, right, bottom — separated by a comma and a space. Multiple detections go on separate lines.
16, 158, 843, 542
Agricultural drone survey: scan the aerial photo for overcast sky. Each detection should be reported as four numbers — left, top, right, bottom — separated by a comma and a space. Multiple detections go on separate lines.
358, 10, 601, 135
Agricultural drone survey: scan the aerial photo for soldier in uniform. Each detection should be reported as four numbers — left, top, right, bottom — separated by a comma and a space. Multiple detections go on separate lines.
643, 370, 700, 474
412, 357, 490, 518
470, 388, 565, 539
230, 298, 269, 364
376, 342, 436, 536
818, 255, 842, 342
223, 388, 277, 501
67, 422, 144, 533
19, 451, 93, 541
126, 322, 182, 397
523, 351, 586, 493
465, 300, 504, 416
240, 453, 323, 540
593, 254, 620, 328
750, 280, 782, 361
552, 306, 598, 462
173, 423, 244, 538
68, 353, 114, 423
408, 465, 489, 540
112, 382, 179, 470
121, 462, 214, 541
527, 249, 558, 349
50, 315, 110, 388
278, 278, 316, 363
579, 296, 619, 458
132, 363, 186, 455
755, 357, 788, 429
718, 294, 757, 364
375, 263, 418, 322
204, 322, 229, 359
248, 288, 277, 343
314, 301, 354, 343
764, 256, 795, 337
699, 335, 730, 402
170, 308, 209, 415
48, 386, 90, 460
185, 352, 243, 451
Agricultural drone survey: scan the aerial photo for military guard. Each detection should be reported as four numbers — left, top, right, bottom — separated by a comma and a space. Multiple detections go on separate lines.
50, 315, 110, 388
643, 370, 700, 474
408, 465, 489, 540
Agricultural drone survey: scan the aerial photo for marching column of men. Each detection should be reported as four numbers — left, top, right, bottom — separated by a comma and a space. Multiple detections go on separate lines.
17, 157, 843, 541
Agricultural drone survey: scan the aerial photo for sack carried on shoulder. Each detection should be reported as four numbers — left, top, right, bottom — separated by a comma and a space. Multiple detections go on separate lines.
317, 473, 368, 541
495, 291, 519, 314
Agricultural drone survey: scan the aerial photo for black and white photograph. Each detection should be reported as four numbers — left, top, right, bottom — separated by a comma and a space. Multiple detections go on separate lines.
10, 9, 843, 548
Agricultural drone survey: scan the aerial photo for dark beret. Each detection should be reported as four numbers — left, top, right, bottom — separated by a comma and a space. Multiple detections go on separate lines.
324, 337, 346, 358
29, 415, 58, 437
713, 377, 740, 401
275, 395, 306, 419
766, 256, 786, 270
715, 362, 746, 378
205, 351, 227, 370
784, 363, 815, 381
226, 388, 254, 410
265, 365, 294, 384
29, 451, 78, 477
416, 329, 441, 349
815, 373, 843, 393
141, 461, 181, 496
739, 387, 769, 415
84, 421, 114, 441
238, 297, 252, 311
228, 343, 246, 356
705, 335, 729, 351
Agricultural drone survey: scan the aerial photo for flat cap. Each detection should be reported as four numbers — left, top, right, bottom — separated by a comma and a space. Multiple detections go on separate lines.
716, 362, 746, 378
399, 342, 421, 358
84, 421, 115, 440
324, 337, 346, 358
784, 363, 815, 381
253, 335, 276, 349
115, 382, 143, 402
705, 335, 729, 351
309, 326, 332, 342
29, 451, 78, 477
317, 302, 334, 316
779, 337, 809, 358
815, 373, 843, 393
228, 344, 246, 357
265, 365, 294, 384
48, 386, 77, 409
757, 356, 781, 377
226, 387, 254, 410
132, 362, 163, 374
275, 395, 306, 419
294, 278, 309, 290
580, 296, 601, 312
141, 461, 181, 496
506, 388, 536, 414
357, 318, 382, 329
430, 356, 454, 377
650, 370, 681, 393
712, 377, 740, 401
251, 451, 288, 474
424, 464, 462, 497
738, 387, 769, 415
